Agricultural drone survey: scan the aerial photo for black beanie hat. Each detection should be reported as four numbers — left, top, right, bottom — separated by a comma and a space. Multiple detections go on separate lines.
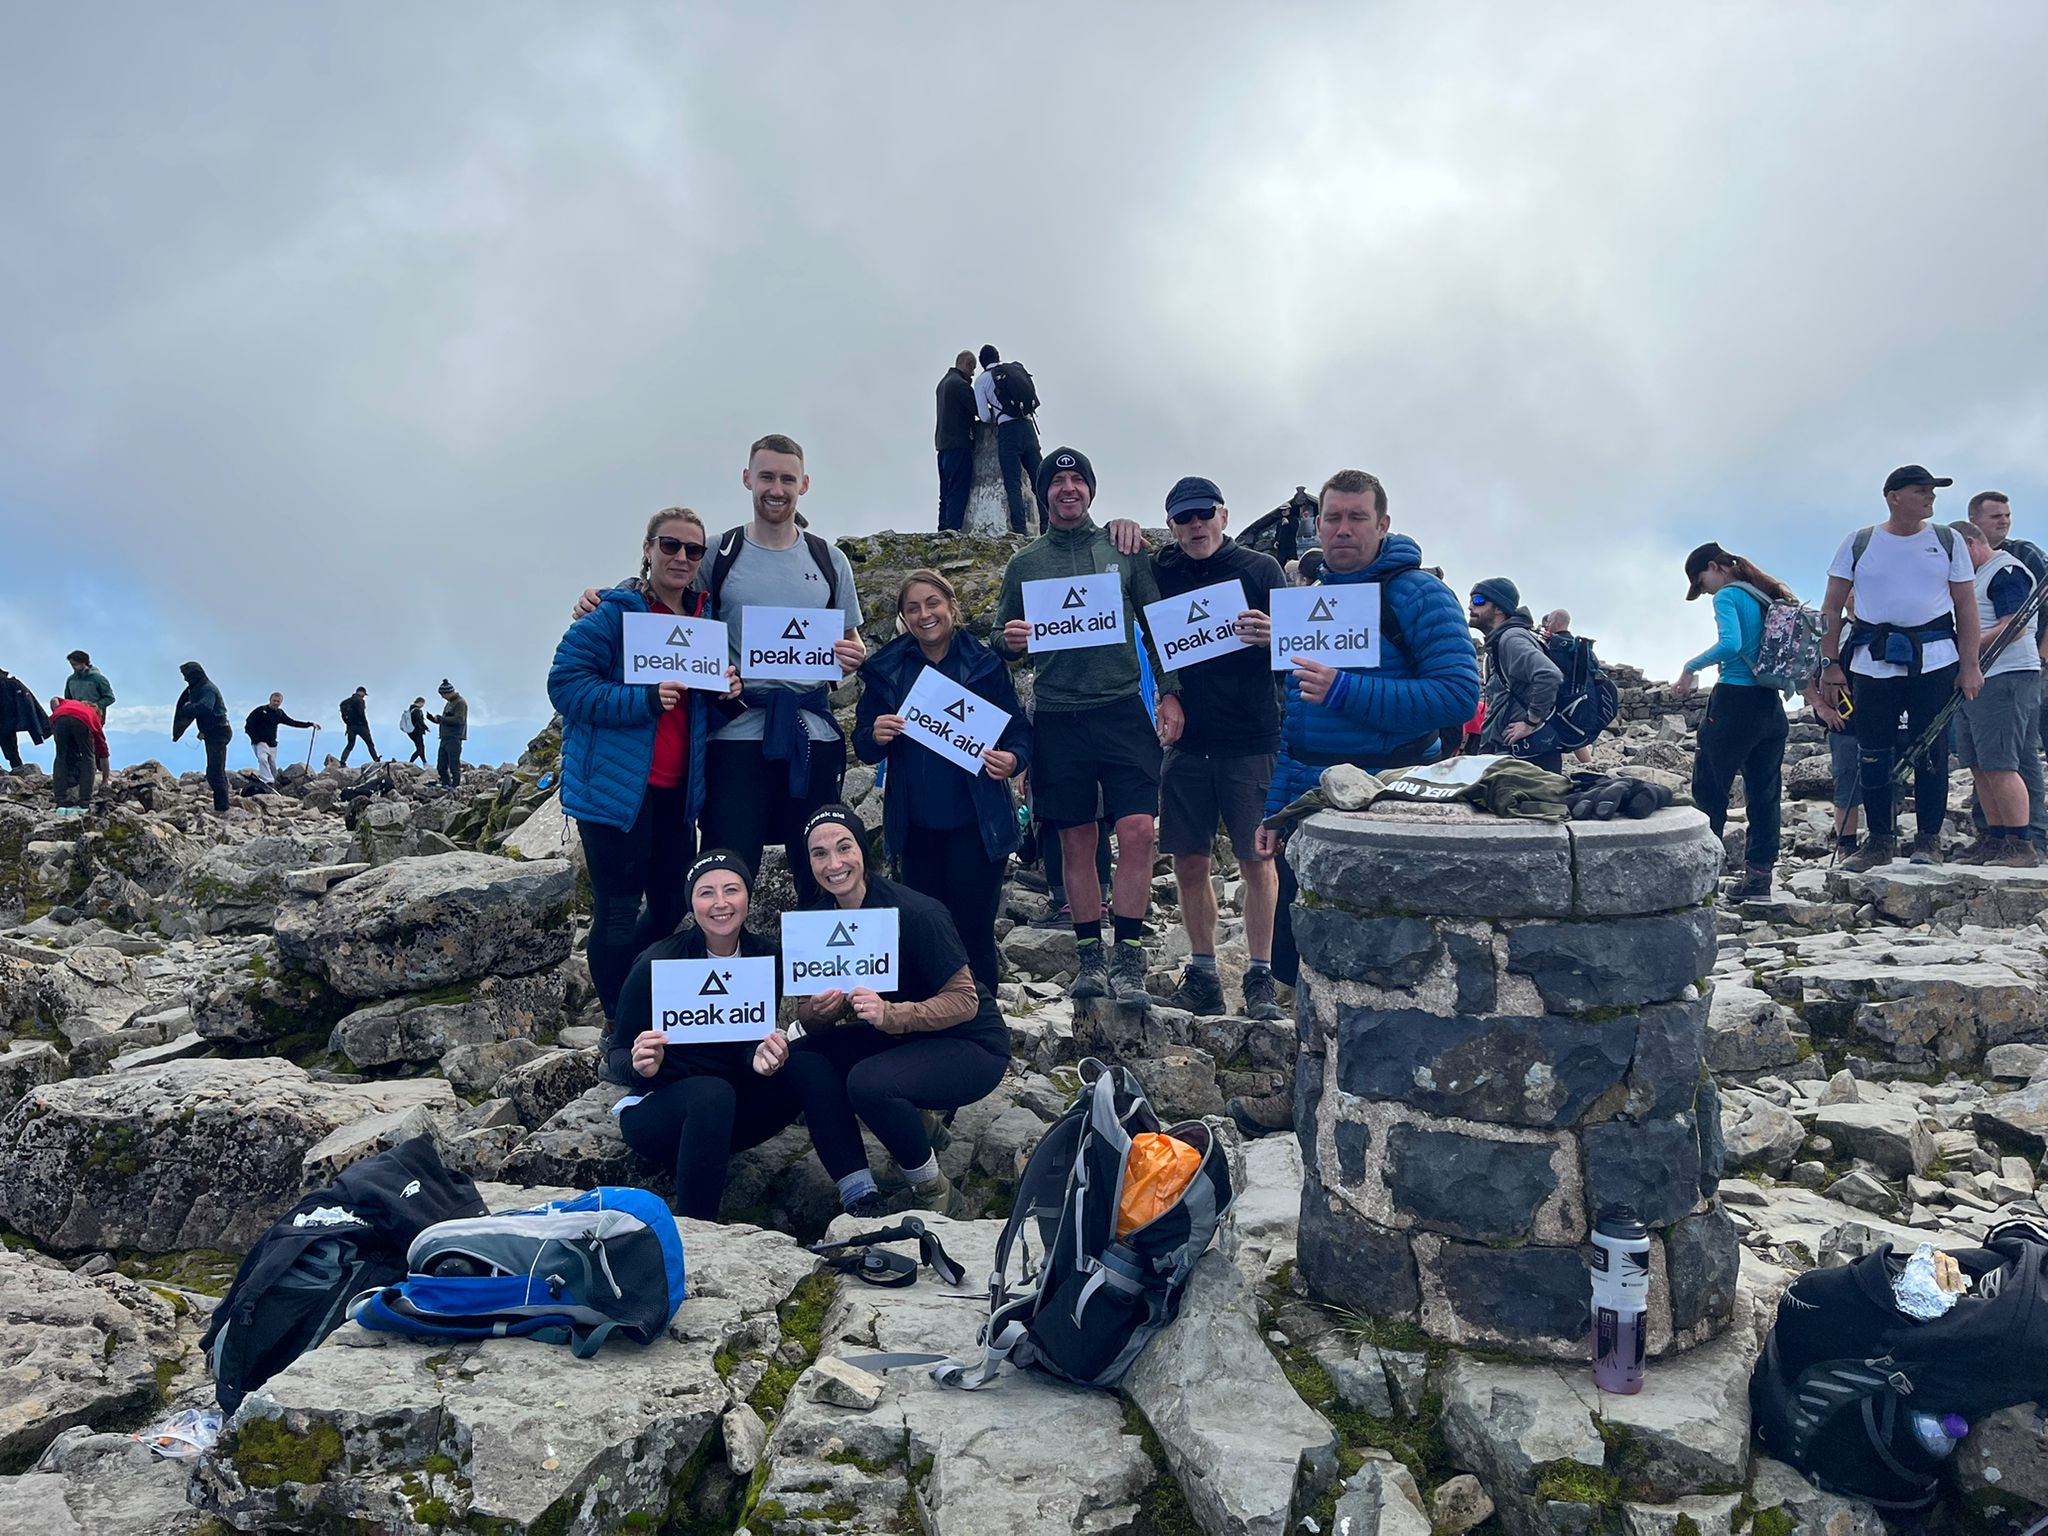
686, 849, 753, 899
802, 803, 867, 855
1034, 446, 1096, 509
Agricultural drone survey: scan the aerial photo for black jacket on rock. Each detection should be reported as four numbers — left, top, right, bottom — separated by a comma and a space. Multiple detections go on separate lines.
0, 673, 49, 743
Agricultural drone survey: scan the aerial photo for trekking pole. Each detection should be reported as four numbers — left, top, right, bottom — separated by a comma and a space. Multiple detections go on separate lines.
1887, 576, 2048, 788
305, 727, 318, 769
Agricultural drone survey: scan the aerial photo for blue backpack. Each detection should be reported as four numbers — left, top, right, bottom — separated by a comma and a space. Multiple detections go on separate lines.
348, 1187, 685, 1357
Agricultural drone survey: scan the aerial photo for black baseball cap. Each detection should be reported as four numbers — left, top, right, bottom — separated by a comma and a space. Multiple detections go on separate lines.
1883, 464, 1953, 494
1684, 541, 1731, 601
1164, 476, 1223, 519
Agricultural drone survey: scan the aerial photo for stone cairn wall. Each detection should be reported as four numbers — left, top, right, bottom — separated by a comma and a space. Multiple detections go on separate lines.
1292, 802, 1741, 1361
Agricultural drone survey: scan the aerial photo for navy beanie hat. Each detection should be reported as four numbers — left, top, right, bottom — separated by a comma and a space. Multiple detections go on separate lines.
1034, 446, 1096, 508
1470, 577, 1521, 614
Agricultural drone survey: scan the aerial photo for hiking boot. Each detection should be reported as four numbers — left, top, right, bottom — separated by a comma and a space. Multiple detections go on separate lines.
1110, 943, 1152, 1009
1228, 1091, 1295, 1139
1910, 834, 1944, 866
907, 1167, 960, 1217
1736, 867, 1773, 902
1031, 900, 1074, 930
1241, 968, 1286, 1022
1071, 940, 1110, 1001
1955, 836, 2000, 866
921, 1109, 953, 1153
845, 1191, 893, 1221
1167, 964, 1226, 1017
1989, 839, 2044, 869
1838, 836, 1899, 874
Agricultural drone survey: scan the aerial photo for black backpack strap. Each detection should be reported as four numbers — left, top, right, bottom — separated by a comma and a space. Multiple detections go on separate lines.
803, 531, 840, 609
707, 526, 747, 611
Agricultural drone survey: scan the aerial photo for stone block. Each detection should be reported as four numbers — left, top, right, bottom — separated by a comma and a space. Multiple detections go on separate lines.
1335, 1005, 1634, 1127
1506, 908, 1717, 1014
1623, 999, 1708, 1121
1415, 1238, 1591, 1355
1583, 1116, 1703, 1228
1334, 1117, 1371, 1183
1299, 1174, 1420, 1318
1291, 810, 1574, 919
1663, 1206, 1738, 1337
1810, 1101, 1933, 1178
1292, 907, 1442, 987
1385, 1125, 1560, 1242
1566, 809, 1720, 917
1444, 929, 1497, 1013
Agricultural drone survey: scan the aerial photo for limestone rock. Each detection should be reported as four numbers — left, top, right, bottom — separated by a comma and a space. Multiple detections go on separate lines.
1334, 1458, 1432, 1536
1810, 1101, 1933, 1178
807, 1354, 885, 1410
1748, 1455, 1885, 1536
498, 1046, 600, 1128
0, 1429, 213, 1535
1432, 1472, 1496, 1535
1976, 1079, 2048, 1156
1954, 1400, 2048, 1515
499, 1084, 636, 1190
327, 968, 571, 1069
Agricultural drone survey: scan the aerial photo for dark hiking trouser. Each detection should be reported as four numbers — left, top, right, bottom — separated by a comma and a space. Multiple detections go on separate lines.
52, 717, 94, 806
996, 418, 1043, 533
699, 735, 846, 906
579, 784, 697, 1022
899, 821, 1005, 994
786, 1024, 1010, 1177
936, 447, 973, 531
437, 737, 463, 788
1, 729, 21, 770
203, 734, 230, 812
1850, 664, 1955, 839
407, 730, 428, 764
1691, 682, 1788, 870
342, 727, 378, 765
617, 1071, 803, 1221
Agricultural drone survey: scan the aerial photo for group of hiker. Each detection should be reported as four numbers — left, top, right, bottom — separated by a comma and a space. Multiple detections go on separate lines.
933, 344, 1045, 533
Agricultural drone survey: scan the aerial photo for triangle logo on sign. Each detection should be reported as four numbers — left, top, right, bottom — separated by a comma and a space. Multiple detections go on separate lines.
1062, 586, 1088, 609
1186, 599, 1210, 623
1308, 597, 1337, 622
945, 699, 969, 722
666, 625, 691, 647
781, 618, 808, 640
698, 970, 729, 996
827, 921, 857, 947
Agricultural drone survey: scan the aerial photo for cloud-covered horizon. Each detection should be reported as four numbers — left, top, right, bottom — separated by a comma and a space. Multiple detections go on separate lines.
6, 3, 2048, 767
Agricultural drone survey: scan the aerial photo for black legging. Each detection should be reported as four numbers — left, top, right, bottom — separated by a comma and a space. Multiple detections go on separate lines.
342, 727, 378, 765
701, 736, 846, 906
616, 1071, 801, 1220
1691, 682, 1787, 869
786, 1024, 1009, 1176
1850, 664, 1955, 839
407, 731, 428, 765
578, 783, 697, 1020
203, 734, 230, 813
899, 823, 1005, 993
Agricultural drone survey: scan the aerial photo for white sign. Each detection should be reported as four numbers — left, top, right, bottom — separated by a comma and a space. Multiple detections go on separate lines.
740, 606, 844, 682
900, 666, 1011, 776
622, 612, 731, 690
781, 908, 901, 995
1270, 584, 1382, 671
1143, 580, 1255, 673
1021, 574, 1125, 654
651, 955, 778, 1044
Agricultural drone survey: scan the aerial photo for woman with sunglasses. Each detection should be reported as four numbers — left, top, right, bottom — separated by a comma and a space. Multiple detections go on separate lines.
548, 508, 739, 1023
852, 568, 1031, 992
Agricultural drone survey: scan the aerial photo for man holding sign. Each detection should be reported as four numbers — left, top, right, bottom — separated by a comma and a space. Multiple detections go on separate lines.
994, 447, 1179, 1009
1238, 470, 1478, 1138
854, 569, 1031, 992
1146, 476, 1289, 1021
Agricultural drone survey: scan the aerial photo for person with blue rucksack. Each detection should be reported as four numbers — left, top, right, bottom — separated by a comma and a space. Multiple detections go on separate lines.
1676, 542, 1799, 899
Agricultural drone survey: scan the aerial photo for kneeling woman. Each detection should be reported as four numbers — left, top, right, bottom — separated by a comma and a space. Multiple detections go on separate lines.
766, 805, 1010, 1216
611, 851, 800, 1220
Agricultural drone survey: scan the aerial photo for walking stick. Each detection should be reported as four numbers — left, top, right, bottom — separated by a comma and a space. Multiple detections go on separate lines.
1887, 575, 2048, 787
305, 727, 318, 769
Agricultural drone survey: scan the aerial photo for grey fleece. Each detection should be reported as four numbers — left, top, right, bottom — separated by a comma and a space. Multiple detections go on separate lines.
1479, 614, 1561, 749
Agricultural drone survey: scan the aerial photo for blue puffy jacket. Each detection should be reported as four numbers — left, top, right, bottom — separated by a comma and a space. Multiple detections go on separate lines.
854, 630, 1032, 865
548, 589, 710, 833
1266, 533, 1482, 814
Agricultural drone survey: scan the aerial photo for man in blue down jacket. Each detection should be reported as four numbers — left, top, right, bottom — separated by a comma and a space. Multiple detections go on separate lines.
1233, 469, 1479, 1137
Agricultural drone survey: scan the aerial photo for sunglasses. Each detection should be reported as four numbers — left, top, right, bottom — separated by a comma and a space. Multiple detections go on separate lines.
1169, 505, 1220, 525
1469, 596, 1488, 608
654, 535, 707, 560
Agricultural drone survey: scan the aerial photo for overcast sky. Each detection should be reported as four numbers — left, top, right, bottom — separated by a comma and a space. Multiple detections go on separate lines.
5, 4, 2046, 766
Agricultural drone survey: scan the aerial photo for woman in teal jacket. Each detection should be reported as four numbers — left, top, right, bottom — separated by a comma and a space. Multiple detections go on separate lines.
1676, 542, 1796, 899
548, 508, 737, 1022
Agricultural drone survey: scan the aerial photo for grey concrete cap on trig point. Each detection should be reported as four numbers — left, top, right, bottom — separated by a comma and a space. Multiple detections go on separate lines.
1289, 808, 1573, 918
1567, 807, 1721, 916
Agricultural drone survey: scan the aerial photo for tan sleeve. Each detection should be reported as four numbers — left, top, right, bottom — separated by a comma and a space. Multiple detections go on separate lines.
878, 967, 979, 1035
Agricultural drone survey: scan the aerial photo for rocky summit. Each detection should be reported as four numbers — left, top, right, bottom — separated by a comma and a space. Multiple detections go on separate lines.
1, 529, 2044, 1534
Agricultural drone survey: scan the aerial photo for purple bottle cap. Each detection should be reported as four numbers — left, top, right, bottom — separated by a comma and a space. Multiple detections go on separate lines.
1941, 1413, 1969, 1440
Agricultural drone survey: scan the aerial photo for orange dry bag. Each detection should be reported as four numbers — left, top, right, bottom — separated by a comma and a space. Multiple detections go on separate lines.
1117, 1132, 1201, 1238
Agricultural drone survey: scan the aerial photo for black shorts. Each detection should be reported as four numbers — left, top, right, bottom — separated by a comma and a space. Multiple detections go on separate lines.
1033, 696, 1162, 829
1159, 749, 1275, 858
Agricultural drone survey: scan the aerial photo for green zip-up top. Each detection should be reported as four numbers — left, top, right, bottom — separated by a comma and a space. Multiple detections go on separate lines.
993, 517, 1178, 713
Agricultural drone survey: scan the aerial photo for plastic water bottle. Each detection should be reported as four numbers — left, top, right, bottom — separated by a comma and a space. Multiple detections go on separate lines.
1909, 1412, 1969, 1458
1591, 1206, 1651, 1394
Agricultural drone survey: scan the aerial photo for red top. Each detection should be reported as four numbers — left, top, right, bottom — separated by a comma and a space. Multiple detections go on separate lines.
646, 595, 694, 790
51, 698, 109, 760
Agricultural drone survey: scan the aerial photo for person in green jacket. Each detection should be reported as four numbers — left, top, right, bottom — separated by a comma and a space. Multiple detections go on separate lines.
63, 650, 114, 716
427, 679, 468, 788
993, 446, 1179, 1009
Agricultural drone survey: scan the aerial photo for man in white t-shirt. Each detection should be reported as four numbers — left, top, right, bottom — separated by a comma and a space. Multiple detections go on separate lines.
1816, 464, 1983, 872
1949, 520, 2042, 868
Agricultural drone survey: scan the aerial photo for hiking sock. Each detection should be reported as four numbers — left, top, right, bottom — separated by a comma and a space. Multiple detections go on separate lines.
1073, 922, 1102, 949
1188, 953, 1218, 974
1247, 958, 1272, 977
901, 1153, 939, 1186
1113, 914, 1144, 948
835, 1170, 879, 1208
1836, 834, 1858, 854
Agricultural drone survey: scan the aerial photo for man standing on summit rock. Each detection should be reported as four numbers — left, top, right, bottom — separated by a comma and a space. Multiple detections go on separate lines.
935, 350, 978, 532
428, 680, 468, 788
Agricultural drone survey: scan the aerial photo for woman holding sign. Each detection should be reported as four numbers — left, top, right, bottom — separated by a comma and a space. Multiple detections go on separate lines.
548, 507, 740, 1024
610, 851, 801, 1220
852, 569, 1031, 992
762, 805, 1010, 1217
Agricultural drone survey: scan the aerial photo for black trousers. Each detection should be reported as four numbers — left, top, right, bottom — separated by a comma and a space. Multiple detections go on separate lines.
1850, 664, 1955, 839
787, 1024, 1009, 1177
407, 730, 428, 765
52, 717, 94, 806
1, 729, 21, 770
700, 735, 845, 906
617, 1071, 802, 1221
996, 418, 1044, 533
203, 734, 230, 812
1691, 683, 1787, 869
437, 737, 464, 788
342, 727, 378, 765
936, 448, 973, 531
900, 821, 1005, 993
579, 784, 698, 1021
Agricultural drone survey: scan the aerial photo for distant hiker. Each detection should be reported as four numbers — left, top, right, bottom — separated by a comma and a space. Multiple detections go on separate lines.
1964, 490, 2048, 847
935, 349, 978, 532
974, 345, 1045, 534
1817, 465, 1982, 871
1948, 520, 2041, 867
338, 687, 379, 766
427, 681, 468, 788
1469, 577, 1565, 773
1539, 611, 1594, 765
48, 697, 105, 811
994, 447, 1180, 1009
1147, 476, 1289, 1022
172, 661, 233, 813
244, 692, 317, 784
549, 507, 738, 1022
64, 650, 114, 716
854, 568, 1032, 993
1675, 544, 1797, 899
0, 668, 50, 772
404, 698, 429, 764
